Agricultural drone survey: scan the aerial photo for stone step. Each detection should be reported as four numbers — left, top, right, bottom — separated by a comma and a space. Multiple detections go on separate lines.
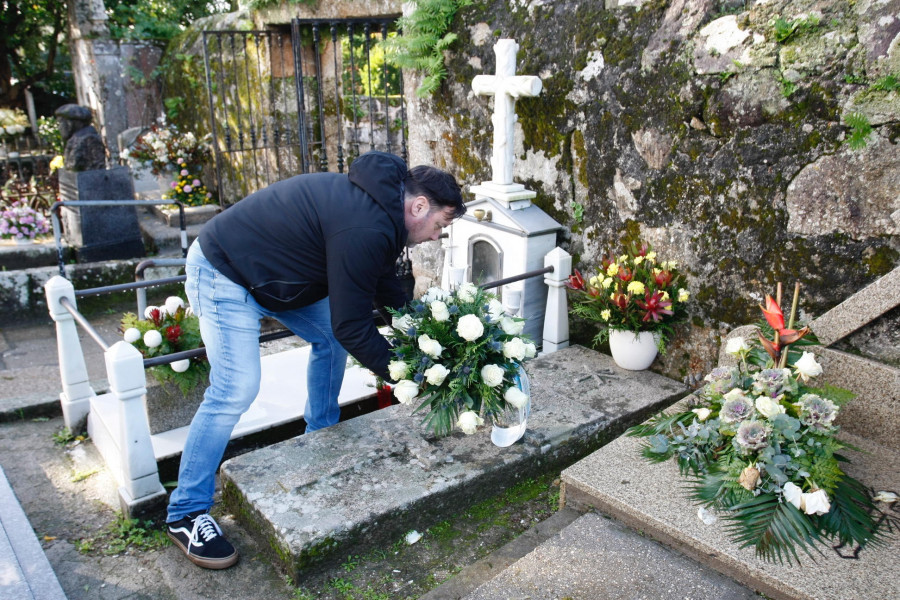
220, 345, 688, 580
0, 465, 67, 600
451, 511, 760, 600
560, 426, 900, 600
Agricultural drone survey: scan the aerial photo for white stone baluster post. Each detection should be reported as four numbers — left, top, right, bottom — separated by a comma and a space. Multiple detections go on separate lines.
44, 275, 95, 431
104, 341, 166, 515
542, 247, 572, 354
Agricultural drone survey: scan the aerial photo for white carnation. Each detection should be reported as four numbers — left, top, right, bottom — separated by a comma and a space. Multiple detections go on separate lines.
504, 386, 529, 409
143, 329, 162, 348
123, 327, 141, 343
457, 314, 485, 341
393, 380, 420, 405
424, 363, 450, 386
456, 410, 484, 434
725, 337, 749, 355
480, 364, 505, 387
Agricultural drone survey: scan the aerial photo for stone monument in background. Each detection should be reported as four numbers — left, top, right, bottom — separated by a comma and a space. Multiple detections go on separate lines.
56, 104, 145, 262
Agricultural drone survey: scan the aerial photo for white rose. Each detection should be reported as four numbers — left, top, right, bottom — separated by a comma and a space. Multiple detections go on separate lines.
503, 337, 528, 361
170, 359, 190, 373
144, 305, 159, 319
388, 360, 408, 381
480, 364, 505, 387
794, 351, 823, 382
755, 396, 786, 419
783, 482, 803, 510
392, 314, 415, 332
523, 342, 536, 358
417, 334, 443, 358
393, 380, 420, 405
424, 363, 450, 386
500, 316, 525, 335
143, 329, 162, 348
430, 300, 450, 322
725, 337, 749, 355
504, 386, 529, 409
456, 410, 484, 434
802, 489, 831, 515
487, 298, 504, 321
123, 327, 141, 343
456, 314, 485, 341
692, 407, 711, 422
457, 282, 477, 303
164, 296, 184, 315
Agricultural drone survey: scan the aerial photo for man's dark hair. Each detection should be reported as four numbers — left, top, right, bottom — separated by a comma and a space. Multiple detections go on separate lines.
404, 166, 466, 218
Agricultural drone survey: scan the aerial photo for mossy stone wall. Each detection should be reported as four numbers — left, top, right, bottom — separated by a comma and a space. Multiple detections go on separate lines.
406, 0, 899, 378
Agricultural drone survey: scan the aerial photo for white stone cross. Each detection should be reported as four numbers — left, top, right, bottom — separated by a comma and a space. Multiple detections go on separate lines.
472, 39, 542, 186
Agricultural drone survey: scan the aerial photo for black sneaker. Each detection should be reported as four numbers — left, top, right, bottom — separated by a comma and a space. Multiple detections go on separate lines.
167, 512, 238, 569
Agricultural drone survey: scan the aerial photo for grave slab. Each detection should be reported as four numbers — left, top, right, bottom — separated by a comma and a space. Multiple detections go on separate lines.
561, 425, 900, 600
462, 512, 759, 600
220, 345, 688, 579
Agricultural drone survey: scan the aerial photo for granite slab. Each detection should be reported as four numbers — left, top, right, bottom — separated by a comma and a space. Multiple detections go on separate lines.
220, 345, 688, 579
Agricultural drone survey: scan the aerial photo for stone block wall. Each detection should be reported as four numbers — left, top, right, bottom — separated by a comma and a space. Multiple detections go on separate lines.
404, 0, 900, 378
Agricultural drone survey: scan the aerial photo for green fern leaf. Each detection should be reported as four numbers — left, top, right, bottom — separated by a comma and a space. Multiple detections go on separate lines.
724, 493, 821, 565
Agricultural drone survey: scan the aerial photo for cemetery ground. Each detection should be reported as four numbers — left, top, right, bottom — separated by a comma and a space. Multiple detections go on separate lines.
0, 311, 568, 600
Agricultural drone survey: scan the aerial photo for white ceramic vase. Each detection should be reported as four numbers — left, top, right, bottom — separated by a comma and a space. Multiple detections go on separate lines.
608, 329, 659, 370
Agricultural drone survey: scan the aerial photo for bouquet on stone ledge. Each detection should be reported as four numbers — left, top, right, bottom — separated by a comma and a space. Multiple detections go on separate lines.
567, 239, 689, 350
386, 283, 533, 437
162, 162, 214, 208
121, 122, 210, 176
120, 296, 209, 395
627, 283, 887, 564
0, 201, 51, 241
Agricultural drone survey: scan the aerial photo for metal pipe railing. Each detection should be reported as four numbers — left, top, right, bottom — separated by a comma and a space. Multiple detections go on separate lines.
135, 258, 188, 316
58, 296, 110, 351
479, 266, 554, 291
49, 199, 188, 278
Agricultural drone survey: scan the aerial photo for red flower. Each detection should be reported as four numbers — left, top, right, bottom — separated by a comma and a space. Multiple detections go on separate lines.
612, 293, 629, 311
566, 269, 585, 291
636, 291, 673, 323
618, 266, 633, 282
757, 293, 811, 361
654, 270, 673, 288
760, 295, 785, 331
147, 308, 162, 327
165, 325, 182, 344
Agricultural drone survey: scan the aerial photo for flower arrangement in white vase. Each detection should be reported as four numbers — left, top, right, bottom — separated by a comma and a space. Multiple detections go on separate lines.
566, 240, 689, 369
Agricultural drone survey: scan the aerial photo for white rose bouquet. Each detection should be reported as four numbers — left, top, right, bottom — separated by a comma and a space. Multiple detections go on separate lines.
386, 283, 533, 436
120, 296, 209, 394
627, 284, 887, 564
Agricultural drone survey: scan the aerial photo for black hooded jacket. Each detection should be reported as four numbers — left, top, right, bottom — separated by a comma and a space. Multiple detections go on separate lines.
198, 151, 409, 380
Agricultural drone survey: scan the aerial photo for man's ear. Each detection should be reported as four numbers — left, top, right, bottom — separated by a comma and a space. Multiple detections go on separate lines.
411, 195, 430, 217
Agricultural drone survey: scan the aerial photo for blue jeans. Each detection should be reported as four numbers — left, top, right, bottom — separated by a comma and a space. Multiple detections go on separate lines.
166, 241, 347, 522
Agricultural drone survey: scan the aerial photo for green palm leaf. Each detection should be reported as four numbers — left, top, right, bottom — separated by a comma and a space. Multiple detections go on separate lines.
724, 493, 822, 565
817, 476, 886, 550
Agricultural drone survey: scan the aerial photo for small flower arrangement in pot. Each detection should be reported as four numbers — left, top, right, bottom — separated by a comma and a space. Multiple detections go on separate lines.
0, 108, 29, 140
627, 284, 888, 564
0, 201, 51, 242
387, 283, 534, 441
566, 240, 689, 369
120, 296, 209, 395
163, 161, 214, 208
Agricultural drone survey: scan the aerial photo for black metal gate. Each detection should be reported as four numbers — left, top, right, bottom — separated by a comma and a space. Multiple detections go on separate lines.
201, 17, 406, 206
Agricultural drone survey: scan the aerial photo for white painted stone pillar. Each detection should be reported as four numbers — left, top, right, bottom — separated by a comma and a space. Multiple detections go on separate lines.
542, 247, 572, 354
44, 275, 95, 431
104, 341, 166, 514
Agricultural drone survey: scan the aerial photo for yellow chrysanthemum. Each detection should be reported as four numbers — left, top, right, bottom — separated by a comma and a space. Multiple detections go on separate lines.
589, 275, 600, 287
601, 277, 613, 289
606, 263, 619, 277
601, 309, 611, 321
627, 281, 645, 295
646, 251, 656, 262
678, 289, 690, 302
634, 255, 644, 265
618, 254, 629, 264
